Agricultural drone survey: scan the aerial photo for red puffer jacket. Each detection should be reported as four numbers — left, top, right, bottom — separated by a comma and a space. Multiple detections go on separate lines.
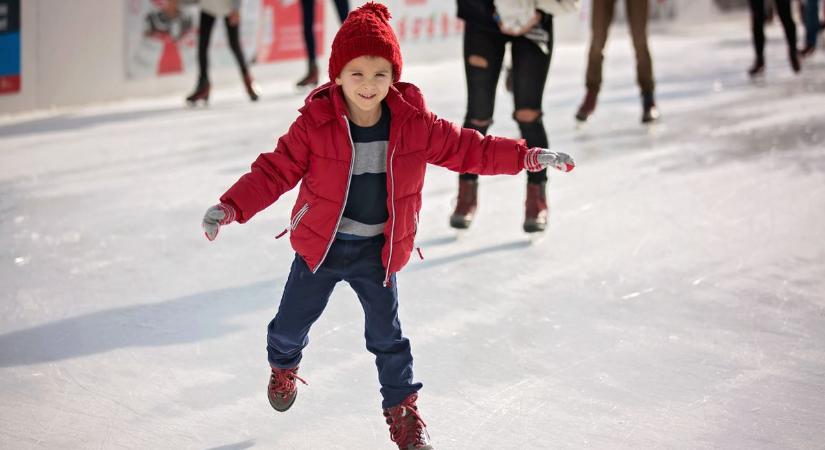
220, 81, 531, 285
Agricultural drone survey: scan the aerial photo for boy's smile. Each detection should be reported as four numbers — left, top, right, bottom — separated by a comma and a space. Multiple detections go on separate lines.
335, 56, 393, 127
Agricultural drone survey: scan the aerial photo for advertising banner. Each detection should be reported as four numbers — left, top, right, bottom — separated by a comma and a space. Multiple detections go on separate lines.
125, 0, 323, 79
0, 0, 21, 95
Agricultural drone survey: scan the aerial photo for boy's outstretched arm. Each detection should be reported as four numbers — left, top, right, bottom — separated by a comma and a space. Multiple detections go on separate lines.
202, 115, 312, 241
424, 115, 574, 174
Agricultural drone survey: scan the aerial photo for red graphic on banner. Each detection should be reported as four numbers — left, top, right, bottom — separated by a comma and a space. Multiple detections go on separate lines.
257, 0, 323, 63
156, 34, 184, 75
0, 75, 21, 94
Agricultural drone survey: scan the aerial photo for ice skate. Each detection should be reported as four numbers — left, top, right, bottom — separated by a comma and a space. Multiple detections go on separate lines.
575, 89, 598, 123
449, 179, 478, 231
295, 63, 319, 94
185, 80, 210, 107
267, 367, 306, 412
641, 92, 660, 124
243, 73, 261, 102
523, 181, 548, 234
383, 394, 433, 450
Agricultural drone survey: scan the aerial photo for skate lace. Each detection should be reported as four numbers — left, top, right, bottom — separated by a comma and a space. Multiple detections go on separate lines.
384, 394, 428, 448
269, 368, 307, 395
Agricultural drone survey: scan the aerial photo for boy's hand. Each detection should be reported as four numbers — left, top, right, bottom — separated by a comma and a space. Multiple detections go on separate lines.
525, 148, 575, 173
202, 203, 236, 241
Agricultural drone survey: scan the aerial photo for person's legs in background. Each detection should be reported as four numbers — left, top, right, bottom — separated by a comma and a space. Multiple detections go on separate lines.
296, 0, 350, 88
186, 10, 216, 104
625, 0, 659, 123
773, 0, 800, 72
576, 0, 616, 122
511, 16, 552, 232
224, 15, 260, 100
748, 0, 767, 76
449, 25, 507, 230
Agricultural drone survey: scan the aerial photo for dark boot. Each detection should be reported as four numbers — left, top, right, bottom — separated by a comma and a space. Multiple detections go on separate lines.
523, 181, 548, 233
383, 394, 433, 450
789, 49, 801, 73
185, 78, 210, 106
296, 62, 319, 89
267, 367, 307, 412
449, 179, 478, 229
575, 89, 598, 122
748, 59, 765, 78
641, 92, 660, 124
243, 73, 261, 101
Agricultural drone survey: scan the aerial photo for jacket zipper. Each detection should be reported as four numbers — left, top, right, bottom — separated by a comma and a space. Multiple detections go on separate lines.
312, 115, 355, 273
384, 144, 397, 287
275, 202, 310, 239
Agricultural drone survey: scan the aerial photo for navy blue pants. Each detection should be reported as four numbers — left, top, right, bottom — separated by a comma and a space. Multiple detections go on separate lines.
267, 236, 422, 408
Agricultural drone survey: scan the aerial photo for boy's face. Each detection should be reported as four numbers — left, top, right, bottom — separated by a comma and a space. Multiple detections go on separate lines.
335, 56, 393, 116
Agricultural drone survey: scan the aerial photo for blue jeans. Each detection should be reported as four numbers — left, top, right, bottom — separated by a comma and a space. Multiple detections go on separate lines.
805, 0, 822, 49
267, 236, 422, 408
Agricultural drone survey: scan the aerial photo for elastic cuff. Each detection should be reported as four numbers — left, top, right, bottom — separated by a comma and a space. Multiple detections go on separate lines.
217, 203, 237, 225
524, 148, 543, 172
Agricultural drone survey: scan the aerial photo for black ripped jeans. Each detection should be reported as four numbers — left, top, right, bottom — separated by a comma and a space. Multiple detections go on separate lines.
197, 10, 248, 84
460, 18, 553, 184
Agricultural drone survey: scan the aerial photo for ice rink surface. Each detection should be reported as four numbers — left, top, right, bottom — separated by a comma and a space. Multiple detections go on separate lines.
1, 15, 824, 450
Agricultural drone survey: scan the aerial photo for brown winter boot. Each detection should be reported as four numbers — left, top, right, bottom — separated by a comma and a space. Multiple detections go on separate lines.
267, 367, 307, 412
523, 181, 548, 233
383, 393, 433, 450
243, 73, 261, 101
296, 62, 319, 89
449, 178, 478, 229
575, 89, 598, 122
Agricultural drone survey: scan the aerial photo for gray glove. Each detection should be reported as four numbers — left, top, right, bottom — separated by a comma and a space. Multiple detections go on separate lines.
202, 203, 236, 241
524, 148, 575, 172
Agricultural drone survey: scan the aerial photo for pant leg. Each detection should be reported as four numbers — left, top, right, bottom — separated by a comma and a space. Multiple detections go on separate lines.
223, 16, 249, 76
267, 254, 340, 368
345, 237, 422, 409
300, 0, 317, 65
585, 0, 617, 93
805, 0, 820, 47
332, 0, 349, 23
774, 0, 798, 52
625, 0, 654, 95
750, 0, 766, 63
460, 24, 507, 181
197, 10, 216, 84
510, 15, 552, 184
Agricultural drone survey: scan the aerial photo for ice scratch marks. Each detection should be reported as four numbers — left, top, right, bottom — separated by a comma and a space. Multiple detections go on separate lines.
620, 288, 655, 301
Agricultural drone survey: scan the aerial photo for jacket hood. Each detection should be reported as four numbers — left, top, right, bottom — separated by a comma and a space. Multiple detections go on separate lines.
298, 81, 427, 126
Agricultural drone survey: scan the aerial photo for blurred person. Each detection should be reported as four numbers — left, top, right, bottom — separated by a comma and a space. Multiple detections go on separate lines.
801, 0, 824, 56
200, 4, 574, 448
747, 0, 800, 77
450, 0, 565, 233
296, 0, 350, 89
575, 0, 660, 124
186, 0, 260, 105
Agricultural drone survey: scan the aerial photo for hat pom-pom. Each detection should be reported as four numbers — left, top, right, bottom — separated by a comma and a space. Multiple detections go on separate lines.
359, 2, 391, 21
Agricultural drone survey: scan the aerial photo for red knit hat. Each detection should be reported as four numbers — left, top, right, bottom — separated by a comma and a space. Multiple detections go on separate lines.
328, 2, 402, 82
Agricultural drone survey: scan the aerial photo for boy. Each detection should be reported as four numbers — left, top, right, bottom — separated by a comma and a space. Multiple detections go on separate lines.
201, 3, 573, 449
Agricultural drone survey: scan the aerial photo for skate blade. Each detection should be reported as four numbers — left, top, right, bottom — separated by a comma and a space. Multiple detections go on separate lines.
185, 98, 209, 108
526, 231, 546, 245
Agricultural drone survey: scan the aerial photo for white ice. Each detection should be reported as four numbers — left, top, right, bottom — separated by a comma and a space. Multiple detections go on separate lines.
1, 15, 825, 450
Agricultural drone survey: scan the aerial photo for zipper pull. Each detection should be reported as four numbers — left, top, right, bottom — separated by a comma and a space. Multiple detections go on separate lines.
275, 228, 288, 239
416, 246, 424, 260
